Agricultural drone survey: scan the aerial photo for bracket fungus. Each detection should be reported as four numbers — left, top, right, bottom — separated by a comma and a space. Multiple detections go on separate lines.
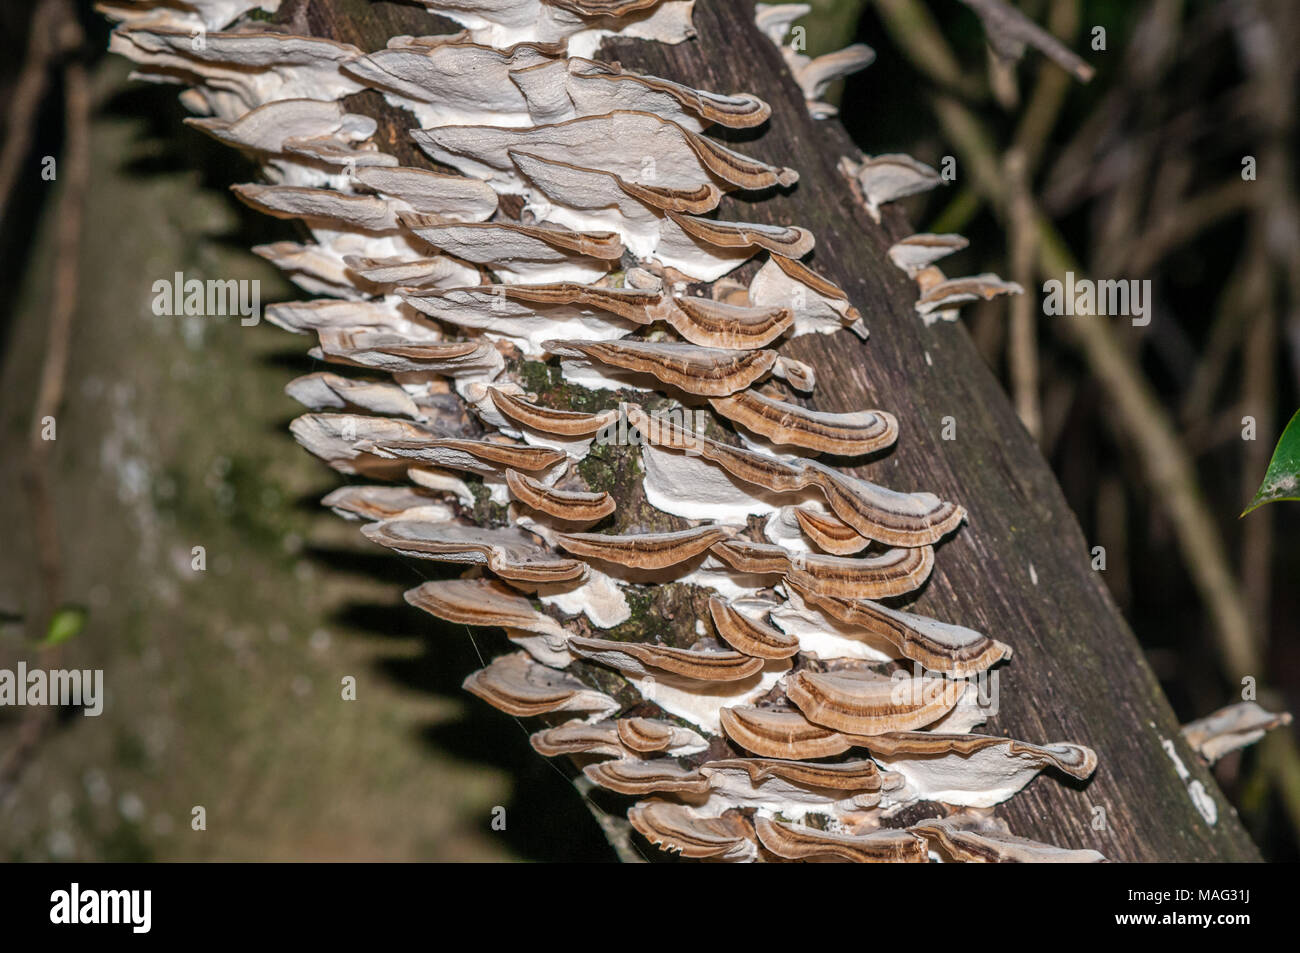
321, 484, 455, 523
374, 435, 568, 473
710, 391, 898, 456
787, 580, 1012, 676
109, 0, 1105, 862
841, 153, 943, 222
556, 525, 734, 570
583, 759, 711, 796
618, 717, 708, 755
791, 507, 872, 555
400, 219, 624, 284
911, 816, 1106, 864
464, 651, 618, 717
708, 597, 801, 660
361, 520, 588, 583
414, 0, 698, 57
628, 800, 758, 861
530, 720, 632, 759
627, 404, 964, 547
100, 0, 282, 32
784, 546, 936, 600
866, 732, 1098, 808
749, 255, 862, 337
719, 705, 872, 760
784, 669, 964, 735
286, 372, 425, 420
109, 27, 367, 113
755, 816, 926, 863
530, 717, 707, 758
413, 110, 796, 197
488, 387, 620, 436
915, 273, 1024, 317
545, 339, 778, 397
404, 577, 567, 639
754, 4, 876, 119
887, 233, 970, 278
566, 634, 766, 682
664, 296, 794, 350
1181, 701, 1293, 765
505, 469, 616, 522
699, 757, 888, 818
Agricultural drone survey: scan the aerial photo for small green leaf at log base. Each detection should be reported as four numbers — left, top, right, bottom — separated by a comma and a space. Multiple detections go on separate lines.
1242, 408, 1300, 516
40, 606, 87, 648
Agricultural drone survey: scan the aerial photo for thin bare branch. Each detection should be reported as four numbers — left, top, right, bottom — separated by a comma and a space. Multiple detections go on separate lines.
957, 0, 1095, 82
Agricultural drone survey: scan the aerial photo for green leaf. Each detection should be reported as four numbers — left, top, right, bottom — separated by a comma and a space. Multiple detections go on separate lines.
1242, 408, 1300, 516
40, 606, 87, 648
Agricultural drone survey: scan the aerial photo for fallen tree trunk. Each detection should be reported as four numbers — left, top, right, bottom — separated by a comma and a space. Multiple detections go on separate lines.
276, 0, 1258, 861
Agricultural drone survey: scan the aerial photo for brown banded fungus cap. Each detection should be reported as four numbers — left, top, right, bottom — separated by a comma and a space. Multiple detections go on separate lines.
710, 390, 898, 455
708, 597, 800, 659
786, 579, 1012, 677
464, 651, 618, 717
487, 387, 620, 436
719, 705, 870, 760
583, 759, 711, 796
708, 538, 935, 600
361, 520, 588, 583
910, 816, 1106, 863
698, 757, 890, 818
556, 525, 735, 570
841, 153, 943, 222
403, 577, 567, 638
749, 254, 863, 336
627, 801, 758, 862
505, 469, 616, 522
1181, 701, 1294, 765
566, 635, 766, 682
626, 404, 964, 546
616, 717, 707, 755
784, 546, 936, 600
545, 340, 779, 396
791, 507, 872, 555
531, 718, 706, 758
866, 732, 1098, 807
665, 297, 794, 350
321, 484, 455, 523
887, 232, 970, 277
916, 273, 1024, 316
530, 720, 629, 758
784, 669, 964, 735
755, 816, 925, 863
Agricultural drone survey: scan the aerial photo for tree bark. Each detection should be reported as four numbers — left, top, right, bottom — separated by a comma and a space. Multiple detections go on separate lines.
276, 0, 1261, 861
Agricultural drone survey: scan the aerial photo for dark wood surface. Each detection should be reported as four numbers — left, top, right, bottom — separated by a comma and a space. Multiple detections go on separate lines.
278, 0, 1260, 861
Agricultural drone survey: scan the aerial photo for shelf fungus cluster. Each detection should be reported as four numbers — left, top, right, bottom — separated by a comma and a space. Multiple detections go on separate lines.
108, 0, 1102, 862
